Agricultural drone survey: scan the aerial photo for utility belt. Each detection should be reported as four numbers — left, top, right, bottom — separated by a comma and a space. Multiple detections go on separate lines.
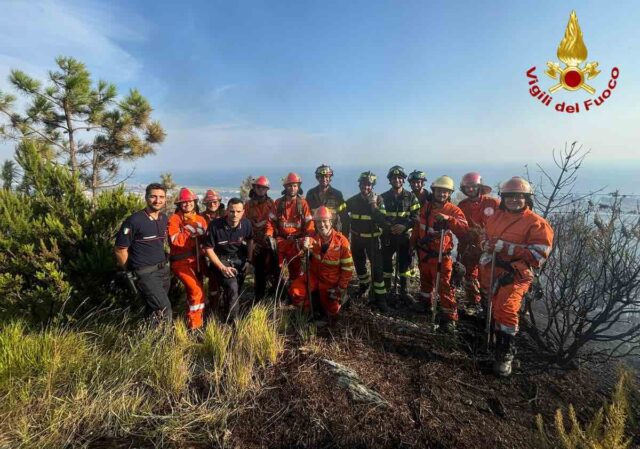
351, 230, 382, 239
169, 250, 197, 262
420, 250, 452, 260
279, 233, 303, 241
134, 260, 168, 275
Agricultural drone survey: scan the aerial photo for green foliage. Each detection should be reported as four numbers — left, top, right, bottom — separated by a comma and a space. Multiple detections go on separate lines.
0, 56, 165, 196
1, 160, 16, 189
0, 140, 143, 322
536, 368, 634, 449
239, 175, 253, 202
0, 312, 283, 447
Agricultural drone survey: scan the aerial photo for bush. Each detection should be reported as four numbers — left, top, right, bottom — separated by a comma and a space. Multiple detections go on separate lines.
0, 140, 143, 323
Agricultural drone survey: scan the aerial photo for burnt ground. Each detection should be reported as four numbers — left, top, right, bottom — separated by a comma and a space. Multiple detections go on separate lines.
228, 284, 640, 449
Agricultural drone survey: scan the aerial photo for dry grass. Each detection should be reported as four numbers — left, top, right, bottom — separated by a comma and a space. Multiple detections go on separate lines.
0, 305, 283, 448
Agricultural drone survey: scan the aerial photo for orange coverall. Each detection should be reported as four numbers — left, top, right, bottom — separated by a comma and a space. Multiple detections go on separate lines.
169, 211, 208, 329
265, 196, 314, 282
411, 200, 468, 320
245, 197, 275, 300
457, 195, 500, 304
289, 230, 354, 316
480, 207, 553, 335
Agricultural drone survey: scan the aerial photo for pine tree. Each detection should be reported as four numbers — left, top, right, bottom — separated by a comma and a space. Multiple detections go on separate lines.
1, 160, 17, 190
0, 56, 165, 199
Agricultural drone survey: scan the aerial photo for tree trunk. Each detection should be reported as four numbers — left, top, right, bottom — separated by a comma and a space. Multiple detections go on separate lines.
63, 98, 78, 177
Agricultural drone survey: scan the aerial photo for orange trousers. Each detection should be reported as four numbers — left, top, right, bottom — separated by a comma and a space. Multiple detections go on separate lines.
480, 265, 532, 335
418, 256, 456, 320
171, 259, 205, 329
277, 238, 303, 282
289, 274, 341, 317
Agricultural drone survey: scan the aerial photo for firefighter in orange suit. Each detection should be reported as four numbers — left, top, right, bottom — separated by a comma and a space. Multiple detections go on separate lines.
410, 176, 468, 333
168, 187, 208, 329
265, 173, 315, 286
201, 189, 225, 223
244, 176, 275, 301
457, 172, 500, 315
289, 206, 354, 319
480, 177, 553, 377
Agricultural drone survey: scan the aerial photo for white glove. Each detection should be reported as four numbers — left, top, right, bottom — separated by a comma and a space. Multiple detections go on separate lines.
195, 223, 205, 236
184, 224, 197, 235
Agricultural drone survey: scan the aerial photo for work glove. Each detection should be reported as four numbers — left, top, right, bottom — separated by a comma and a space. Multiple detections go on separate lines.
433, 214, 449, 231
184, 224, 197, 235
367, 192, 378, 207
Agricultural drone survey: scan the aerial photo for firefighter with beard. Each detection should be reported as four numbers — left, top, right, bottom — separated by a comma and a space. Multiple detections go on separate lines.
201, 190, 226, 222
380, 166, 421, 307
305, 164, 348, 232
244, 176, 275, 301
289, 206, 354, 322
410, 176, 468, 333
457, 172, 500, 316
265, 173, 315, 287
480, 177, 553, 377
342, 171, 390, 312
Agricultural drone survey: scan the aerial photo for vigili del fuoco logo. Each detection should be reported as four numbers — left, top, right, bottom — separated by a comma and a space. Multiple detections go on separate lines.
526, 11, 619, 114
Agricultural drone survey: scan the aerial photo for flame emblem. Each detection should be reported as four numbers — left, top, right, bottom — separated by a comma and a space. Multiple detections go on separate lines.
545, 11, 600, 94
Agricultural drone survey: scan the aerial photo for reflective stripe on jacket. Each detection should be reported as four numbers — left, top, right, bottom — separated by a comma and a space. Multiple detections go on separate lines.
310, 230, 354, 290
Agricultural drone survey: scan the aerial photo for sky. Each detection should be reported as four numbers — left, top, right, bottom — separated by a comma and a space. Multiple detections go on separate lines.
0, 0, 639, 182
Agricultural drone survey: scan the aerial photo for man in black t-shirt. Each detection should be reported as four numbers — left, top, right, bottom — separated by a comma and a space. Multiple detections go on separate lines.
204, 198, 254, 322
114, 183, 171, 323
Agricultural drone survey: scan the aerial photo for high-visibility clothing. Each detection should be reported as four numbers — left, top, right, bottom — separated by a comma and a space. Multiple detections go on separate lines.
342, 193, 388, 238
245, 197, 274, 245
168, 211, 208, 329
265, 195, 314, 238
290, 230, 354, 315
480, 207, 553, 335
266, 195, 314, 283
306, 185, 348, 231
457, 195, 500, 304
411, 200, 468, 320
380, 188, 420, 232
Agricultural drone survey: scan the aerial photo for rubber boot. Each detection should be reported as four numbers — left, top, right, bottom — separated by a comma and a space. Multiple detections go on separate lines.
376, 294, 390, 313
493, 331, 516, 377
399, 277, 416, 306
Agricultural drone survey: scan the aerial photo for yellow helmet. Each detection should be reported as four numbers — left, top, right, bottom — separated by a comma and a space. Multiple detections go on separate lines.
431, 175, 455, 191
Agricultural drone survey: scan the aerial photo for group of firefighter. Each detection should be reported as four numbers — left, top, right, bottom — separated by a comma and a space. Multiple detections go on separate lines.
116, 164, 553, 377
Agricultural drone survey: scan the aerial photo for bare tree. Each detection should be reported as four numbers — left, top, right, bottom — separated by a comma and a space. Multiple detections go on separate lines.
522, 144, 640, 366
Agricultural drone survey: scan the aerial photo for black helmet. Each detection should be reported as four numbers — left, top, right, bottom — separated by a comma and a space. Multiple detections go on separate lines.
387, 165, 407, 180
408, 170, 427, 182
358, 171, 377, 186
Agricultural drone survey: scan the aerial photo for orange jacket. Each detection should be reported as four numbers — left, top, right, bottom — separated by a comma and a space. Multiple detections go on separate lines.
168, 211, 208, 261
309, 230, 354, 290
458, 195, 500, 229
411, 200, 468, 254
480, 207, 554, 269
265, 195, 314, 239
245, 197, 274, 244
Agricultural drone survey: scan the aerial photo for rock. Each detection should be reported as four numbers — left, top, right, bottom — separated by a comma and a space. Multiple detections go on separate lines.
321, 359, 390, 408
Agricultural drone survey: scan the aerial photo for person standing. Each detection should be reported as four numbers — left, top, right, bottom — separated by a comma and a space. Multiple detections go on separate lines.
201, 189, 226, 222
244, 176, 275, 301
114, 183, 171, 323
408, 170, 431, 206
204, 198, 254, 322
480, 177, 553, 377
380, 166, 421, 306
305, 164, 348, 232
168, 188, 208, 329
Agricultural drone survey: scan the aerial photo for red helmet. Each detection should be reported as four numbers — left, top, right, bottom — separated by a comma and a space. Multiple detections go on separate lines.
461, 172, 493, 194
174, 187, 198, 204
313, 206, 333, 221
202, 189, 221, 203
500, 177, 533, 195
252, 176, 270, 189
283, 172, 302, 186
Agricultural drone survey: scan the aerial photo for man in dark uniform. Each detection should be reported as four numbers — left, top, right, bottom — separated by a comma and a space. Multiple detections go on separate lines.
380, 166, 421, 306
343, 171, 390, 312
408, 170, 431, 206
114, 183, 171, 323
204, 198, 254, 322
305, 164, 348, 232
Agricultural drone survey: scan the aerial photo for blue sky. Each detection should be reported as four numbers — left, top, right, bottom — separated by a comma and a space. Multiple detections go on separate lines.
0, 0, 638, 174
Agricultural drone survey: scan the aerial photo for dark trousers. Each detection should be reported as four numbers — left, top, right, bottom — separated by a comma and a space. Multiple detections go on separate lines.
215, 261, 246, 322
135, 265, 172, 323
382, 234, 412, 292
253, 245, 273, 301
351, 234, 386, 299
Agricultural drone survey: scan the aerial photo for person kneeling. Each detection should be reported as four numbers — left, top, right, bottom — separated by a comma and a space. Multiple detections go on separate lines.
289, 206, 354, 323
204, 198, 254, 323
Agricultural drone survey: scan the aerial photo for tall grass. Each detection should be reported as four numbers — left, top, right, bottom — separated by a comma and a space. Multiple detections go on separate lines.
0, 305, 283, 448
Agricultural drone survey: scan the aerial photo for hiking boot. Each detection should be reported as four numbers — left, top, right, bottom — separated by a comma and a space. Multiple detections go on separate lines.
493, 331, 516, 377
413, 301, 430, 313
376, 297, 390, 313
357, 283, 370, 298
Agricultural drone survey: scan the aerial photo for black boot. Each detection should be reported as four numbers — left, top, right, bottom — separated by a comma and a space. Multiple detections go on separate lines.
493, 331, 516, 377
376, 294, 390, 313
358, 283, 370, 298
399, 277, 416, 306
